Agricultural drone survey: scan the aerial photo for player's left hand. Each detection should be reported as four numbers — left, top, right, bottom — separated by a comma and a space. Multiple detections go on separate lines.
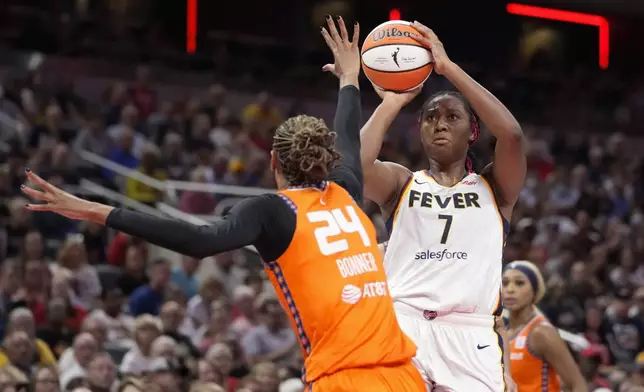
321, 16, 360, 80
410, 21, 453, 75
21, 169, 98, 221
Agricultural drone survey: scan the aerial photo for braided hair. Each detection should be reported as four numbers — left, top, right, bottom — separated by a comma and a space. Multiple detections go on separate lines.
272, 115, 341, 186
420, 91, 486, 173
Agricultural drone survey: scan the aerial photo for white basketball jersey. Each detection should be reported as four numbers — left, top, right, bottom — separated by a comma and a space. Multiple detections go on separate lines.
384, 170, 507, 316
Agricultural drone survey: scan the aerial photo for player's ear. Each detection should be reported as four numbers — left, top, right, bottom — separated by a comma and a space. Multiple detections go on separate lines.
270, 150, 278, 171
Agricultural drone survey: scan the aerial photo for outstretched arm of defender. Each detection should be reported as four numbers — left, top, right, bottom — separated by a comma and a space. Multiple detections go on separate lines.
321, 16, 364, 203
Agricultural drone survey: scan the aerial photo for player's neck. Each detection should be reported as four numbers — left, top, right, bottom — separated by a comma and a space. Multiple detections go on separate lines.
509, 306, 537, 330
427, 159, 468, 187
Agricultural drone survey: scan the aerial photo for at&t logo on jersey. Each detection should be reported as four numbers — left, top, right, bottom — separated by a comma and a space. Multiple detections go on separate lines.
414, 249, 468, 261
341, 282, 388, 304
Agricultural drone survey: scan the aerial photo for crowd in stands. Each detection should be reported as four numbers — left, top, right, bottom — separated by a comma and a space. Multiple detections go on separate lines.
0, 49, 644, 392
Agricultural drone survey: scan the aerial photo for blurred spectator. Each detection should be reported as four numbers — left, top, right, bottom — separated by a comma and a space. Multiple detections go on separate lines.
33, 366, 60, 392
204, 343, 237, 392
600, 288, 644, 365
0, 365, 29, 392
116, 245, 149, 296
128, 259, 171, 317
51, 235, 101, 309
211, 252, 246, 298
150, 336, 177, 359
58, 333, 98, 389
171, 256, 199, 299
128, 66, 157, 120
79, 222, 108, 265
193, 299, 235, 354
90, 287, 135, 349
159, 301, 199, 358
178, 168, 216, 215
230, 286, 257, 338
187, 277, 225, 330
86, 352, 117, 392
104, 127, 139, 182
28, 102, 76, 153
58, 316, 108, 375
248, 362, 280, 392
37, 298, 77, 358
241, 92, 281, 129
49, 274, 89, 331
125, 148, 166, 206
160, 132, 189, 180
240, 297, 296, 367
186, 113, 214, 153
71, 112, 114, 168
0, 308, 56, 370
119, 315, 162, 376
107, 234, 148, 267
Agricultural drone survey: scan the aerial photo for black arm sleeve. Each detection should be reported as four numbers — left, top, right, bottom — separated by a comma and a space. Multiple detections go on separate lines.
328, 85, 363, 204
105, 194, 296, 261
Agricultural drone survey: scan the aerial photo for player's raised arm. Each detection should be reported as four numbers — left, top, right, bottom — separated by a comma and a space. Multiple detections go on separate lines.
359, 87, 419, 211
321, 16, 364, 202
411, 21, 526, 216
21, 170, 273, 260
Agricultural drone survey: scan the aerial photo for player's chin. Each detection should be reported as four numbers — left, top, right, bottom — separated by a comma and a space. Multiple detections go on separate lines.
501, 300, 522, 312
425, 145, 456, 161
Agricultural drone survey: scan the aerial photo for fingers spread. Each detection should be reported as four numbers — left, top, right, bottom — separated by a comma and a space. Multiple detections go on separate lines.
337, 16, 349, 42
326, 16, 342, 44
21, 185, 52, 202
321, 27, 337, 53
25, 170, 56, 193
351, 22, 360, 49
25, 204, 54, 212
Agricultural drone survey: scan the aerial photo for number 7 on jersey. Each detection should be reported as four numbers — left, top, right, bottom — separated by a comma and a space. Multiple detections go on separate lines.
307, 206, 372, 256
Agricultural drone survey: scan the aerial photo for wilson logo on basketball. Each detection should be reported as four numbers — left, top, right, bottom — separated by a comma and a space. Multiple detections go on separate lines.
372, 28, 417, 42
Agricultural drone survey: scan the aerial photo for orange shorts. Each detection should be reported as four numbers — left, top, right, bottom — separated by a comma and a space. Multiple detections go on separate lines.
306, 361, 425, 392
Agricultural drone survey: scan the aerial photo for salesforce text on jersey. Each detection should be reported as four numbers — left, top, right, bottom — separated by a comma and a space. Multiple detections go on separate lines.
415, 249, 468, 261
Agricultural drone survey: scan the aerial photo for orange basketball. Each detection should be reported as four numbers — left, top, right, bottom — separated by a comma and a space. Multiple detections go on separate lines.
361, 20, 433, 92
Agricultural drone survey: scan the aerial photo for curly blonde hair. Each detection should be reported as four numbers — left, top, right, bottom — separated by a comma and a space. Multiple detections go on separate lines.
272, 115, 341, 185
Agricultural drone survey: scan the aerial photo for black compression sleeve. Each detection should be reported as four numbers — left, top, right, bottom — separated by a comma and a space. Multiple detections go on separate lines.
105, 194, 296, 260
329, 85, 363, 203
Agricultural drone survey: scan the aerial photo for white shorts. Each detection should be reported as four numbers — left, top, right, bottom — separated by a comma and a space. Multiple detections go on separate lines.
395, 303, 506, 392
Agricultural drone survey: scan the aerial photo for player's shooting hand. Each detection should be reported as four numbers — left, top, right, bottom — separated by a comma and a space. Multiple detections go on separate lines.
410, 21, 453, 75
321, 16, 361, 85
21, 169, 111, 223
373, 83, 423, 109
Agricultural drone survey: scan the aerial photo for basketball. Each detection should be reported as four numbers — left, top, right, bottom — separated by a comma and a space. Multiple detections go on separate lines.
361, 20, 433, 92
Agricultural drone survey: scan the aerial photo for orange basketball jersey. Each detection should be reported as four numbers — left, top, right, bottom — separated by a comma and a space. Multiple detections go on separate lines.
509, 315, 561, 392
265, 182, 418, 383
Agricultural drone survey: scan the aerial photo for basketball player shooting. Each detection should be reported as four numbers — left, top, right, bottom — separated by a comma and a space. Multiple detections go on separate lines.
346, 21, 525, 392
22, 16, 426, 392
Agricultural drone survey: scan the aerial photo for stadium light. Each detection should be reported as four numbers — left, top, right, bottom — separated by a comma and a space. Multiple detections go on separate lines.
186, 0, 198, 53
389, 9, 401, 21
506, 3, 609, 69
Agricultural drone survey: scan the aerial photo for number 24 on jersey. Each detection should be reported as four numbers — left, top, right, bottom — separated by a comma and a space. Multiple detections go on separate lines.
307, 206, 371, 256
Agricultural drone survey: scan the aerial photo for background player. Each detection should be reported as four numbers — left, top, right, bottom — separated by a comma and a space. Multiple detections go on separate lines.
21, 16, 425, 392
356, 21, 524, 391
502, 261, 587, 392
